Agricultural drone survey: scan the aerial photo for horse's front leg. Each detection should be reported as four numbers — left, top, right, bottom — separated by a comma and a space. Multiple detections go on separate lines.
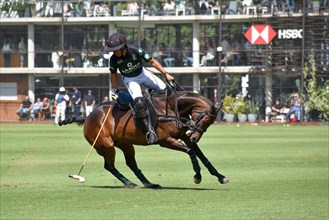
117, 143, 161, 189
186, 141, 229, 184
159, 137, 202, 184
95, 146, 138, 188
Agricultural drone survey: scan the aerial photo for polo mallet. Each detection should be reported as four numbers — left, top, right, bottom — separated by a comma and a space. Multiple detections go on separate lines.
68, 105, 113, 183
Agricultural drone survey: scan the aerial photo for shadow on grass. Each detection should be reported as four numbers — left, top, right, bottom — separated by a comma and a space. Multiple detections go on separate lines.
88, 185, 227, 191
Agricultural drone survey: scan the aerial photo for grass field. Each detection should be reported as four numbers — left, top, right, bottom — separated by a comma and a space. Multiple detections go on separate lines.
0, 123, 328, 220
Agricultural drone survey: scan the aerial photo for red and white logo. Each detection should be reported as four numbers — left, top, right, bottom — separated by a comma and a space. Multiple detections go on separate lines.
244, 25, 277, 45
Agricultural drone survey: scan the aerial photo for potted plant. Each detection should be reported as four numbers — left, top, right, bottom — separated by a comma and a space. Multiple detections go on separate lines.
13, 2, 27, 17
222, 96, 236, 123
222, 96, 247, 123
236, 98, 247, 123
246, 100, 260, 122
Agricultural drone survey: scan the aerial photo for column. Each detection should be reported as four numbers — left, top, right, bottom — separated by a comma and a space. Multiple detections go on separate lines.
27, 24, 34, 68
265, 72, 273, 122
193, 22, 200, 93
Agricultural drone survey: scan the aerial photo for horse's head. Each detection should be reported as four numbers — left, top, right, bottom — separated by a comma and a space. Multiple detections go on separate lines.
188, 102, 221, 143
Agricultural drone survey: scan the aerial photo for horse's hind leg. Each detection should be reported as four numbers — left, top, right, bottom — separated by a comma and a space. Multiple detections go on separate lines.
118, 143, 161, 189
95, 146, 138, 188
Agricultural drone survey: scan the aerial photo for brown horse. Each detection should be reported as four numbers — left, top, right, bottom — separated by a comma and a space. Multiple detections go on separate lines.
62, 89, 229, 188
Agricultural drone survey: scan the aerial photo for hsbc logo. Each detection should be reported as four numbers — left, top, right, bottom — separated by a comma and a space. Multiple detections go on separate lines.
244, 25, 303, 45
244, 25, 277, 45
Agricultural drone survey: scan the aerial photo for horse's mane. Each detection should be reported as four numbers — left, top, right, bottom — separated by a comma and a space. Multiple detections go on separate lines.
178, 91, 214, 106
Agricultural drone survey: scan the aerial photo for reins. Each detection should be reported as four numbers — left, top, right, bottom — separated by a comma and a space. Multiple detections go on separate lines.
158, 80, 204, 133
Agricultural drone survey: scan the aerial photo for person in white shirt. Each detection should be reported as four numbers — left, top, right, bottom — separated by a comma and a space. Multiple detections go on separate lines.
18, 37, 27, 67
2, 39, 12, 67
54, 87, 70, 125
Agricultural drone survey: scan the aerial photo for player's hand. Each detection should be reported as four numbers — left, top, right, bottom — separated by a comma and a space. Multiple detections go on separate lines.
110, 89, 118, 101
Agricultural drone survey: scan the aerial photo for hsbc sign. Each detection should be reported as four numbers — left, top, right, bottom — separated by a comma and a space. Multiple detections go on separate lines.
278, 29, 303, 39
244, 25, 303, 45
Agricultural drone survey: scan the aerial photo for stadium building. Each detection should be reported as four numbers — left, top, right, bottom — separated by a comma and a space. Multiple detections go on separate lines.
0, 0, 328, 121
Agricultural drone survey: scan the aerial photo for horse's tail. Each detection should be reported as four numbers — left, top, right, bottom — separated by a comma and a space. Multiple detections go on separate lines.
58, 117, 85, 126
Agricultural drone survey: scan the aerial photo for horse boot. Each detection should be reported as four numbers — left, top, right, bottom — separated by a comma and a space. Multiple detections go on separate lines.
133, 97, 158, 144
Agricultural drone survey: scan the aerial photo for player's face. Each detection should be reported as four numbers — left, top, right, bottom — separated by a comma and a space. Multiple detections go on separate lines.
114, 46, 127, 57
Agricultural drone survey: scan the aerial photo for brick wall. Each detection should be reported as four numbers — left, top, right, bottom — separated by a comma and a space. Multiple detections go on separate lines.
0, 74, 29, 121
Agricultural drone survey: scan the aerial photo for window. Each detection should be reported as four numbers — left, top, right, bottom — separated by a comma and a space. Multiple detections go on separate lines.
0, 82, 17, 100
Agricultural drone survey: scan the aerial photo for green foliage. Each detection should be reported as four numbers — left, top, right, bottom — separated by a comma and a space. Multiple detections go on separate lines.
246, 100, 261, 114
13, 2, 28, 11
304, 50, 329, 121
222, 96, 247, 114
1, 2, 11, 12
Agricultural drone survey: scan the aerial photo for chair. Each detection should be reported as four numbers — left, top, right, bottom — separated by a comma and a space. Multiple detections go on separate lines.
242, 0, 256, 15
211, 7, 220, 15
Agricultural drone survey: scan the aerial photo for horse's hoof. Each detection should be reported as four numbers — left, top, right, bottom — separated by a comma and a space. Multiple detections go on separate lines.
194, 174, 202, 184
219, 177, 229, 184
144, 183, 162, 189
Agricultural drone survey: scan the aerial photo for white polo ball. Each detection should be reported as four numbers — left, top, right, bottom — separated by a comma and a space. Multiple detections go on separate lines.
79, 177, 86, 183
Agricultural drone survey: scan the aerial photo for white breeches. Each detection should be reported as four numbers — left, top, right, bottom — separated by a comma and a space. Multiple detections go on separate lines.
55, 105, 66, 124
122, 68, 167, 100
85, 105, 93, 116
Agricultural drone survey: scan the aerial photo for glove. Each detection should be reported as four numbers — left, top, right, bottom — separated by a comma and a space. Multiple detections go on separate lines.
110, 89, 118, 101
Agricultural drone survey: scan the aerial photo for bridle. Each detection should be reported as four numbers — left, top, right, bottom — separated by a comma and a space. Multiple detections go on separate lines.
188, 108, 217, 134
156, 81, 218, 136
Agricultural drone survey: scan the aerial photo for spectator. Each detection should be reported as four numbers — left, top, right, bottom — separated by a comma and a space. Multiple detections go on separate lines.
182, 43, 193, 66
16, 95, 33, 120
285, 93, 301, 123
36, 0, 44, 17
71, 87, 82, 118
33, 97, 43, 120
266, 99, 284, 122
285, 0, 295, 12
256, 0, 270, 14
65, 88, 72, 118
40, 97, 50, 120
84, 90, 96, 116
51, 47, 61, 68
162, 0, 175, 14
45, 0, 54, 17
127, 2, 138, 15
102, 96, 109, 103
152, 42, 166, 67
54, 87, 70, 125
2, 38, 12, 67
200, 44, 215, 66
18, 37, 27, 67
199, 0, 210, 15
221, 36, 230, 59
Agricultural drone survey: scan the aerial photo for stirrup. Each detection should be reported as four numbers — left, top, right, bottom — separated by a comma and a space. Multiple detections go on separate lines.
146, 131, 158, 144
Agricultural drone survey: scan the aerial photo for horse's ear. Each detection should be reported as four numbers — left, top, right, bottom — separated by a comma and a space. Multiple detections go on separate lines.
213, 102, 223, 113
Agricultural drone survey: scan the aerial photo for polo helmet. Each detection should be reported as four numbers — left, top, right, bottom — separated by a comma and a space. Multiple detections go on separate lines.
105, 33, 127, 52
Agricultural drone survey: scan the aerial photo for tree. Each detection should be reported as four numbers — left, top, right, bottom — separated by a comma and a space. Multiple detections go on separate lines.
304, 50, 329, 121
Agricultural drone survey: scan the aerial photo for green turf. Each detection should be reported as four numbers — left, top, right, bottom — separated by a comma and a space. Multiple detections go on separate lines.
0, 123, 328, 219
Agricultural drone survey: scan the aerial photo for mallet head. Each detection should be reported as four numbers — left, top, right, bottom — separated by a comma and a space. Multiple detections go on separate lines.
68, 174, 86, 183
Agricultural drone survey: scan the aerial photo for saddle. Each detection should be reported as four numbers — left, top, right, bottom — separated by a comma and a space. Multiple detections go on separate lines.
115, 82, 184, 134
115, 90, 159, 133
